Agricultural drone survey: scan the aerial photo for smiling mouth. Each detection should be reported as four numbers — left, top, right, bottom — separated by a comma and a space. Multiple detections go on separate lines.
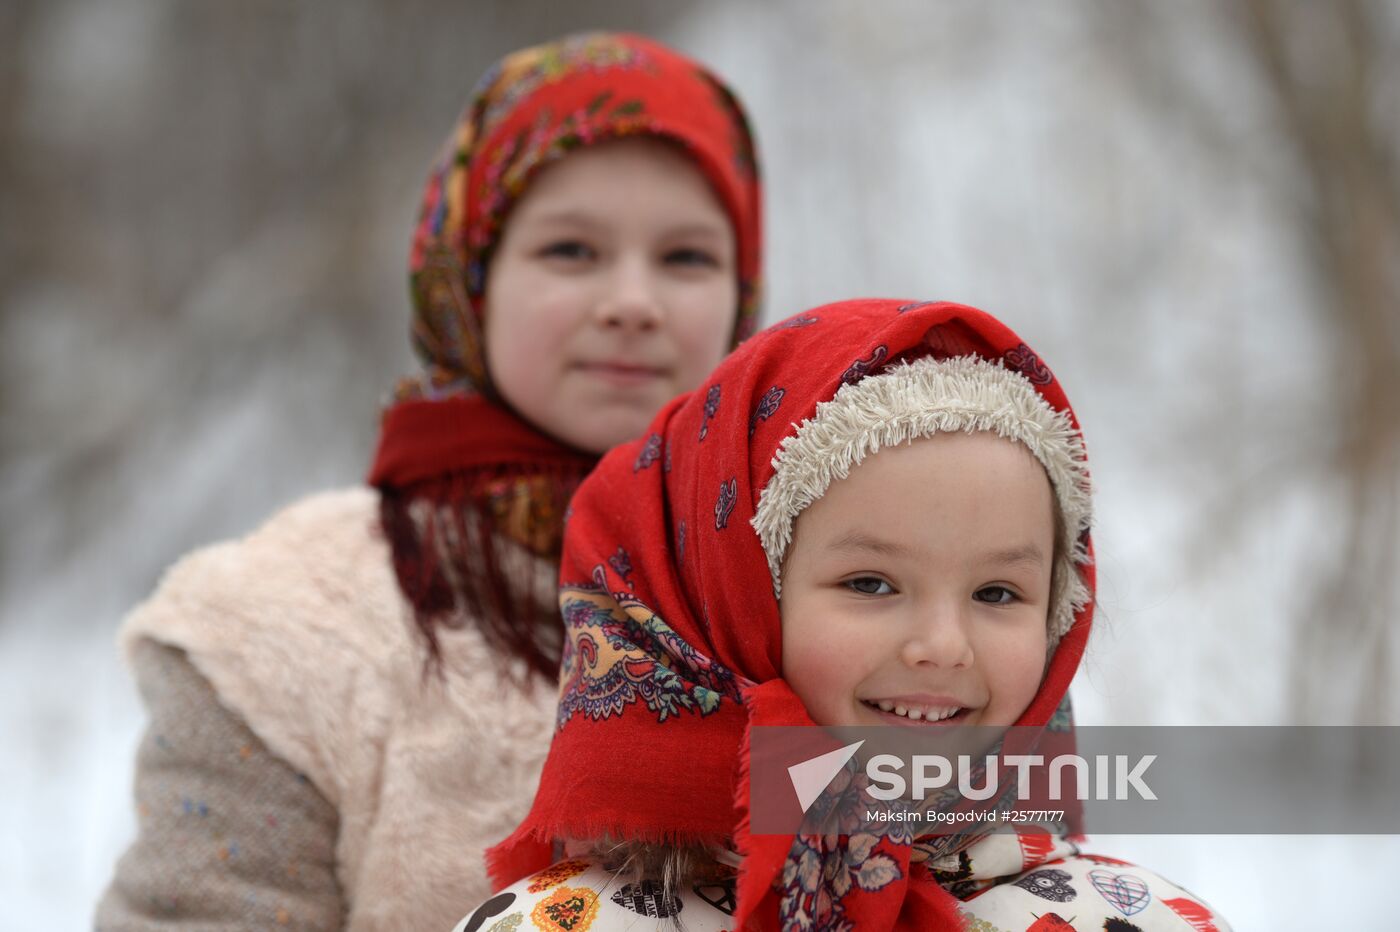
861, 699, 967, 724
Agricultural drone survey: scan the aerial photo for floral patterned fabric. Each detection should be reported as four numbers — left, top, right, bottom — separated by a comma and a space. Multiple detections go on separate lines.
487, 300, 1113, 928
400, 31, 763, 400
454, 858, 735, 932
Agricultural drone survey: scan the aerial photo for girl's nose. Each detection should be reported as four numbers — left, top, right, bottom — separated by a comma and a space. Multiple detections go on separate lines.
593, 256, 662, 332
900, 604, 974, 670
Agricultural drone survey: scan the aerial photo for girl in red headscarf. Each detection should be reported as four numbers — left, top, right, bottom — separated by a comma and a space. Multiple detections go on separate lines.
98, 33, 761, 931
466, 300, 1230, 931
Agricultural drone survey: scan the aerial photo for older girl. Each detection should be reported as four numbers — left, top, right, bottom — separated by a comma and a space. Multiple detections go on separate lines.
97, 32, 761, 931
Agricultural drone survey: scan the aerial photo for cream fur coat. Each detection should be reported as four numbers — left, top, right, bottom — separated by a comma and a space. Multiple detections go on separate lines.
121, 487, 558, 930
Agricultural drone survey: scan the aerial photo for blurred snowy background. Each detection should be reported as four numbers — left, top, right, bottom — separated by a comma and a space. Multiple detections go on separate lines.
3, 1, 1397, 928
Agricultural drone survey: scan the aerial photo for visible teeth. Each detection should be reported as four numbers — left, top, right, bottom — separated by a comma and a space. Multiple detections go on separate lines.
865, 700, 963, 722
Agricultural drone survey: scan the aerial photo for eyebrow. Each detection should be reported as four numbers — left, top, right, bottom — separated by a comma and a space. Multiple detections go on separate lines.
828, 532, 914, 559
827, 534, 1046, 569
525, 209, 727, 240
522, 209, 605, 230
983, 544, 1047, 569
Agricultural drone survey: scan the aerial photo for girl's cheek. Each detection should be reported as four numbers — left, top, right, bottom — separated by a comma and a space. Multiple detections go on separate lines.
787, 614, 868, 705
675, 321, 736, 392
513, 295, 584, 342
789, 637, 841, 683
782, 642, 838, 723
983, 622, 1050, 721
670, 279, 737, 338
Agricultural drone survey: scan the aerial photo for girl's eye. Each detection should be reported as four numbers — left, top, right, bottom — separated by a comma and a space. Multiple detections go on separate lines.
539, 240, 596, 261
663, 247, 719, 268
973, 585, 1017, 605
845, 576, 894, 596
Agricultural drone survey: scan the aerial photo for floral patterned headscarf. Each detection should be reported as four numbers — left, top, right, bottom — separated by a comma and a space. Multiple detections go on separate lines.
488, 300, 1096, 928
368, 33, 763, 675
401, 31, 762, 400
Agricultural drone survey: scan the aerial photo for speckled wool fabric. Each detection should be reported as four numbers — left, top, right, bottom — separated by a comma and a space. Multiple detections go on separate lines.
107, 488, 558, 931
96, 641, 345, 929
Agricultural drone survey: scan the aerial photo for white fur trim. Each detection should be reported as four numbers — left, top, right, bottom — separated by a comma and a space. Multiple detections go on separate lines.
750, 356, 1092, 639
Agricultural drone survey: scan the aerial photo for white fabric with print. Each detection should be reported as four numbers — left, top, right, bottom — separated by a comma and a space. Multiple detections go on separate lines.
451, 859, 734, 932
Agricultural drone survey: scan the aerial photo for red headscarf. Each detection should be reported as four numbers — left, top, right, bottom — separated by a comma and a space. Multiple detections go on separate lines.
488, 299, 1095, 928
367, 33, 763, 675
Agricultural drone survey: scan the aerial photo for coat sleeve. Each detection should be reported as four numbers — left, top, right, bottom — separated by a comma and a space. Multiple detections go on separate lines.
94, 639, 346, 931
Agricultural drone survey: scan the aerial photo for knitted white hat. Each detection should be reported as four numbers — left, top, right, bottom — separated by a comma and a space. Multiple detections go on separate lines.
750, 354, 1092, 641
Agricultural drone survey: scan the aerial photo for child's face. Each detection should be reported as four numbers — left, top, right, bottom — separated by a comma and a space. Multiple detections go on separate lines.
484, 137, 738, 454
779, 431, 1054, 730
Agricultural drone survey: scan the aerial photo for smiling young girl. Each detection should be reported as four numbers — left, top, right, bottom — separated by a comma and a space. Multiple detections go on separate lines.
468, 299, 1229, 931
97, 33, 760, 931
